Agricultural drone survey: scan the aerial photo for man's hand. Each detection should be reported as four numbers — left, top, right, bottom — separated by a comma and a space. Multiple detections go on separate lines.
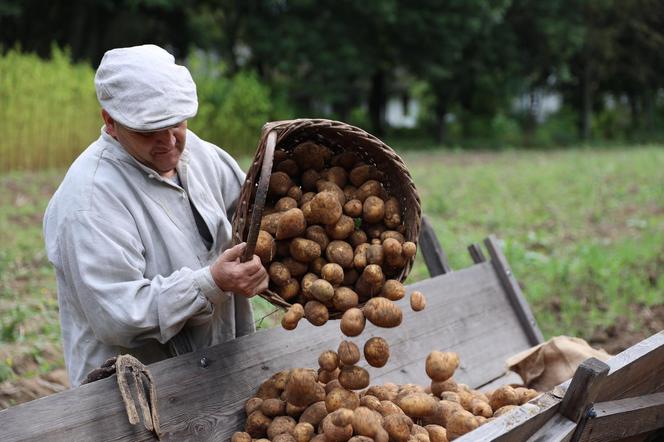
210, 243, 269, 298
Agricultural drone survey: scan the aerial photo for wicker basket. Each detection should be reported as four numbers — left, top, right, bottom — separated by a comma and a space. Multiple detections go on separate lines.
231, 118, 421, 316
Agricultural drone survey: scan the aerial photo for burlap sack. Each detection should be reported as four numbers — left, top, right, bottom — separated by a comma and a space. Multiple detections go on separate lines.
506, 336, 612, 392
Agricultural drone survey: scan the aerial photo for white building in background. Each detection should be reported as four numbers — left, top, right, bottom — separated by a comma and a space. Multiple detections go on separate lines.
386, 94, 420, 128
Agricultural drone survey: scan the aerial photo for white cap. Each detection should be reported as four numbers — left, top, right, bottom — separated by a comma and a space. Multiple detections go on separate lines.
94, 44, 198, 132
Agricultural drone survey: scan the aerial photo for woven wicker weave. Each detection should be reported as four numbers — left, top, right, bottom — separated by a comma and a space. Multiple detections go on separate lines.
231, 118, 421, 315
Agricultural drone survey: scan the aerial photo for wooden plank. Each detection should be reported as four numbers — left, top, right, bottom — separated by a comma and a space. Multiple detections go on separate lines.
418, 215, 452, 276
527, 414, 576, 442
560, 357, 609, 423
468, 243, 487, 264
0, 261, 536, 441
595, 331, 664, 402
484, 235, 544, 346
575, 392, 664, 442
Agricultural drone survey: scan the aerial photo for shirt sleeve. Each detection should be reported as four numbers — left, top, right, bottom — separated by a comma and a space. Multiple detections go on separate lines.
58, 210, 229, 348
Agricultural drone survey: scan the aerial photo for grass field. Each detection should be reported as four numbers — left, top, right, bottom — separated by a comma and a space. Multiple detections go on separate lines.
0, 146, 662, 404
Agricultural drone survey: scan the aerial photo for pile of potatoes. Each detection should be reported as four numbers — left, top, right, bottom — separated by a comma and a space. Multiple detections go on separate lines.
232, 350, 540, 441
253, 141, 418, 333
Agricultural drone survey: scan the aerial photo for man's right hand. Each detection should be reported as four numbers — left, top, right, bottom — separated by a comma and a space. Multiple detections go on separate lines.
210, 243, 269, 298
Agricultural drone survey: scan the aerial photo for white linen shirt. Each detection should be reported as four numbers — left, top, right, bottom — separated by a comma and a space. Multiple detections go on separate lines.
44, 127, 254, 386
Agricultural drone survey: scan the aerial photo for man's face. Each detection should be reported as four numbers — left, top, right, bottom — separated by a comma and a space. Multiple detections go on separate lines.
102, 109, 187, 177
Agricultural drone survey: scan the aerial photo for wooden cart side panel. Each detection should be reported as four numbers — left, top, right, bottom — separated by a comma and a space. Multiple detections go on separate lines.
0, 261, 536, 442
418, 215, 452, 276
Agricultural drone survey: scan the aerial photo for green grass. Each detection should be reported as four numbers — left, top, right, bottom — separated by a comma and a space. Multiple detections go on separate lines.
0, 147, 662, 384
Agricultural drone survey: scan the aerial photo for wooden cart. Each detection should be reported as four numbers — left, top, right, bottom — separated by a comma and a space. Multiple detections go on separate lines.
0, 221, 662, 441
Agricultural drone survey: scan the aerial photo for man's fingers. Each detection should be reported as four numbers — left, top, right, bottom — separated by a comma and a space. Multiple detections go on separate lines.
220, 242, 246, 262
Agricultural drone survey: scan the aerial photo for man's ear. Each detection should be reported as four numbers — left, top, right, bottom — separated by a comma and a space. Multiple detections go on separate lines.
101, 109, 117, 137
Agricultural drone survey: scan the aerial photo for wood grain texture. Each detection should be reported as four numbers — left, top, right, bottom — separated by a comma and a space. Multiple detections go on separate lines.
560, 357, 609, 422
484, 235, 544, 346
418, 215, 452, 276
468, 243, 487, 264
575, 392, 664, 442
0, 261, 536, 441
527, 414, 576, 442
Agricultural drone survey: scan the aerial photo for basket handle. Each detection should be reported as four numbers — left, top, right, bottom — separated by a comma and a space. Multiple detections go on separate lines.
241, 130, 277, 263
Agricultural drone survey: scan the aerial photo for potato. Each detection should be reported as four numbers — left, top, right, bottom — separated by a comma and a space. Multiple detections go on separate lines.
514, 387, 539, 404
287, 402, 309, 419
425, 351, 460, 382
276, 208, 306, 240
396, 393, 437, 418
332, 151, 361, 170
337, 340, 361, 365
412, 425, 430, 439
301, 191, 316, 205
231, 432, 252, 442
293, 142, 331, 171
277, 278, 300, 301
430, 379, 459, 397
383, 238, 403, 266
245, 397, 264, 416
281, 303, 305, 330
363, 196, 385, 224
353, 243, 369, 270
363, 297, 402, 328
309, 279, 334, 303
320, 263, 344, 286
342, 268, 359, 286
343, 185, 359, 202
383, 197, 402, 229
470, 399, 493, 418
365, 244, 384, 266
360, 395, 382, 412
440, 392, 460, 403
355, 180, 383, 202
493, 404, 519, 417
288, 185, 303, 203
273, 434, 296, 442
276, 196, 298, 212
301, 273, 319, 300
381, 279, 405, 301
261, 212, 283, 236
402, 241, 417, 259
424, 425, 448, 442
255, 230, 276, 265
318, 350, 339, 372
350, 164, 381, 187
261, 398, 287, 417
365, 223, 387, 239
304, 300, 329, 326
381, 230, 405, 244
283, 257, 309, 278
309, 257, 328, 276
446, 409, 478, 438
326, 387, 360, 412
276, 240, 291, 258
321, 414, 353, 442
255, 378, 282, 400
489, 386, 519, 411
355, 264, 385, 297
299, 401, 328, 427
245, 410, 272, 438
343, 199, 363, 218
285, 369, 319, 407
332, 287, 359, 312
293, 422, 315, 442
383, 413, 413, 442
326, 215, 355, 240
269, 262, 291, 287
310, 191, 343, 225
316, 180, 346, 206
410, 291, 427, 311
323, 166, 348, 188
330, 408, 354, 427
275, 158, 299, 177
326, 241, 354, 268
363, 337, 390, 368
378, 400, 403, 417
421, 400, 462, 427
340, 307, 366, 337
351, 406, 384, 437
290, 238, 322, 263
338, 365, 370, 390
318, 367, 340, 384
305, 225, 330, 251
269, 172, 294, 197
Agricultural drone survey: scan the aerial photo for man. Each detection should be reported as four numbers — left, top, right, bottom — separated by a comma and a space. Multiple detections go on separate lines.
43, 44, 268, 386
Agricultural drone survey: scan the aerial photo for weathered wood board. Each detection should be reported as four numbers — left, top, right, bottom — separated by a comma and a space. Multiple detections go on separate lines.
0, 257, 538, 441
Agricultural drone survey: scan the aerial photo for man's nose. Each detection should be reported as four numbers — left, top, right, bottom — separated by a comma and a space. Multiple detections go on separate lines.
156, 128, 177, 147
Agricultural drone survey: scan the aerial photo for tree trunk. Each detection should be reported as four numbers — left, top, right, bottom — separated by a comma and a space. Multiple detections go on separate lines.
434, 100, 448, 145
368, 70, 386, 136
580, 59, 592, 141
